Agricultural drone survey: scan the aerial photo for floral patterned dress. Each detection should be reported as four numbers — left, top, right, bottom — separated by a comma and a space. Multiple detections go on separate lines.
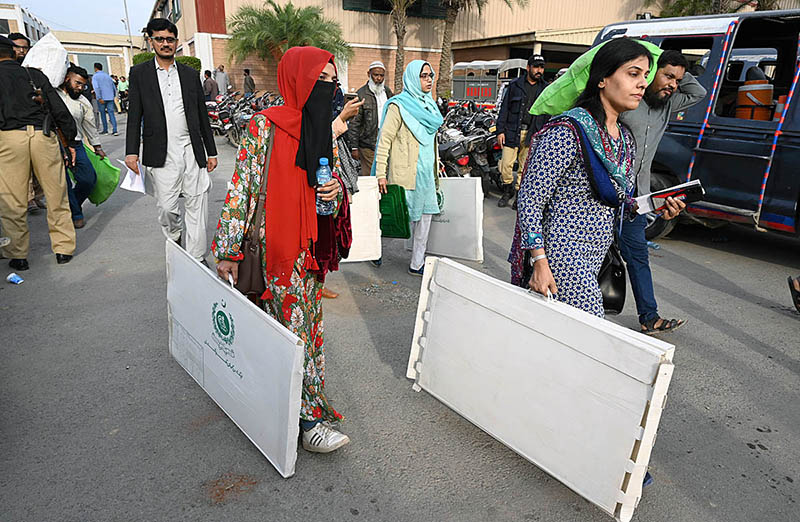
212, 114, 344, 424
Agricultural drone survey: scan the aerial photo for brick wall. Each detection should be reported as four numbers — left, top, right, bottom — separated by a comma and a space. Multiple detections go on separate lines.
108, 56, 126, 78
347, 47, 442, 95
209, 38, 442, 97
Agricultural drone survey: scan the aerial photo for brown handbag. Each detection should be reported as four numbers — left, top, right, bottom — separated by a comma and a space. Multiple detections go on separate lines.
234, 127, 275, 300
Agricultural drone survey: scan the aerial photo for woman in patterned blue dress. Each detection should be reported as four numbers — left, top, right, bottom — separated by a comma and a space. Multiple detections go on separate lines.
509, 39, 653, 317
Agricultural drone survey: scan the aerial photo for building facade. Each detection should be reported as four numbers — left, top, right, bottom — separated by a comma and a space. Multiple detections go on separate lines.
147, 0, 444, 94
55, 31, 146, 79
145, 0, 661, 95
0, 3, 49, 42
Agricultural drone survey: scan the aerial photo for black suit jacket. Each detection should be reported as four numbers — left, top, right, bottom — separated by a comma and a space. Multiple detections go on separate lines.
125, 59, 217, 168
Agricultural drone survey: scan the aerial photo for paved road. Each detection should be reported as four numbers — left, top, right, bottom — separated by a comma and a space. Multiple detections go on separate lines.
2, 115, 798, 521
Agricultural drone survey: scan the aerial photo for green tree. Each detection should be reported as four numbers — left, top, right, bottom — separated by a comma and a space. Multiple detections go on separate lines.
227, 0, 352, 64
176, 56, 202, 71
644, 0, 793, 17
388, 0, 418, 93
133, 52, 155, 65
437, 0, 529, 98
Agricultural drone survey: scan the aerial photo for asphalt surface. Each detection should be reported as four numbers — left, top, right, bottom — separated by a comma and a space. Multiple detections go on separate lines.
1, 114, 798, 522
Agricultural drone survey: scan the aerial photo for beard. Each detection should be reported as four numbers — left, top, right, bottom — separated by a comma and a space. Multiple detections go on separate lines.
528, 71, 543, 82
67, 88, 82, 100
368, 77, 385, 94
645, 87, 671, 109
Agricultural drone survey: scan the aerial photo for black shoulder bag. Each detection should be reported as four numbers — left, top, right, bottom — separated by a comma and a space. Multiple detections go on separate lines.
521, 117, 627, 314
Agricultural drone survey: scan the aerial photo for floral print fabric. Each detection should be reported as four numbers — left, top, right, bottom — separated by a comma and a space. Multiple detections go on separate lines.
212, 113, 343, 423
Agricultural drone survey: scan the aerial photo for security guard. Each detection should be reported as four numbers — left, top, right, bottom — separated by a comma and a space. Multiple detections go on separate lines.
495, 54, 550, 209
0, 35, 77, 270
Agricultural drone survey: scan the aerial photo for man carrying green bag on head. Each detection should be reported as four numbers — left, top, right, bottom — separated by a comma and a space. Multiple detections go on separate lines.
59, 64, 119, 229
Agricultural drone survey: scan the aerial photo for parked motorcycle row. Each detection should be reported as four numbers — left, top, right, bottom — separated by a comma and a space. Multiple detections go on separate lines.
206, 91, 285, 147
436, 101, 504, 197
208, 94, 505, 197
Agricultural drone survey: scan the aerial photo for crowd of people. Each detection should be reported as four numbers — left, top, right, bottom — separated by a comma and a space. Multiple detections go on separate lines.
3, 16, 798, 460
0, 23, 251, 267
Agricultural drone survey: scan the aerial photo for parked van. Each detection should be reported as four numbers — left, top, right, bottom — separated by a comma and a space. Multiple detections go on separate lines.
597, 10, 800, 239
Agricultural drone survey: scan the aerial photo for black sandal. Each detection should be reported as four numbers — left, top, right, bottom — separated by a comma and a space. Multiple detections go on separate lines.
641, 317, 686, 336
788, 277, 800, 314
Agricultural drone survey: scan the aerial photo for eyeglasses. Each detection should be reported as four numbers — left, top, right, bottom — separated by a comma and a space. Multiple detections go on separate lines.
420, 73, 435, 80
13, 45, 30, 50
151, 36, 177, 44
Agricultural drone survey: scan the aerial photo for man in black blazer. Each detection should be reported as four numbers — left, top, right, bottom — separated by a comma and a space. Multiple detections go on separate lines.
125, 18, 217, 263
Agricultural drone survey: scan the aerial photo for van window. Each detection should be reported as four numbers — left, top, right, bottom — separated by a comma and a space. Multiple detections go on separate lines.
659, 37, 714, 77
713, 15, 800, 121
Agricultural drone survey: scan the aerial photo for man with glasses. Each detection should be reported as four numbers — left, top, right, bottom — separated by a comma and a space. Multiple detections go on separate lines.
91, 62, 118, 135
7, 33, 29, 64
0, 35, 77, 270
125, 18, 217, 265
7, 32, 47, 212
57, 65, 104, 229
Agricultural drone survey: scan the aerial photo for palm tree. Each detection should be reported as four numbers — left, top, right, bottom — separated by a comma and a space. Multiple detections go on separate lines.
437, 0, 529, 98
645, 0, 793, 17
643, 0, 724, 17
227, 0, 353, 64
388, 0, 419, 93
736, 0, 786, 11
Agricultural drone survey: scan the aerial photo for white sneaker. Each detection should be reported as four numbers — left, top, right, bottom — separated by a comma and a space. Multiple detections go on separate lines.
302, 423, 350, 453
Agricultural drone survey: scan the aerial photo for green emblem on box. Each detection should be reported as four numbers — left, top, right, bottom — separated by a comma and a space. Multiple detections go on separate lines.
212, 300, 235, 346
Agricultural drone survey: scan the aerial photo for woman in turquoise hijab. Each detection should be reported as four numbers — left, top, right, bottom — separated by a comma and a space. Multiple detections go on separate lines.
373, 60, 443, 276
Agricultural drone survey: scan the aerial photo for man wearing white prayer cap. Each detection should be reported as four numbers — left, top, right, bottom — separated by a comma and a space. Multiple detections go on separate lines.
346, 60, 393, 175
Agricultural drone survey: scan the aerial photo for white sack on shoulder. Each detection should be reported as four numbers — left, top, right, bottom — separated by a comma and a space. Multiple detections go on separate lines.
22, 32, 68, 88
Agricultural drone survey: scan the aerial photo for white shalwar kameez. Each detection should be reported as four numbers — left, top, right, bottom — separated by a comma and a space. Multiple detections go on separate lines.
146, 60, 212, 261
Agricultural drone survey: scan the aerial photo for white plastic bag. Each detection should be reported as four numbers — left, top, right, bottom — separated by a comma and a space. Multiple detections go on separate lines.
21, 32, 68, 88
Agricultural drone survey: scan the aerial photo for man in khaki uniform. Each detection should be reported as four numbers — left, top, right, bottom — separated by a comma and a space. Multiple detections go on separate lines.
495, 54, 550, 209
0, 36, 77, 271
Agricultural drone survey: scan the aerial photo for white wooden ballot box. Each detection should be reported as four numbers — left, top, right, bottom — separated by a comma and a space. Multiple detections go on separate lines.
407, 257, 675, 521
165, 239, 304, 478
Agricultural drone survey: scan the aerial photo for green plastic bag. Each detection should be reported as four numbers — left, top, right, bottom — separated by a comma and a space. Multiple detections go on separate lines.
68, 142, 120, 205
530, 39, 663, 116
379, 184, 411, 239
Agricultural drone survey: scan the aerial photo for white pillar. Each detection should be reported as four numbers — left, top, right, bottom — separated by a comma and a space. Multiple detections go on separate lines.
194, 33, 214, 77
533, 42, 543, 55
338, 59, 349, 93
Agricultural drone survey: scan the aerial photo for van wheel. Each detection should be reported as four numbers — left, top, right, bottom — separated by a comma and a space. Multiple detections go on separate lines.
644, 172, 679, 240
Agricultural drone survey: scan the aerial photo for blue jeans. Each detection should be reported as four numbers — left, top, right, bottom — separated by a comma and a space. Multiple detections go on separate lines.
97, 100, 117, 133
300, 419, 321, 431
66, 142, 97, 220
619, 214, 659, 325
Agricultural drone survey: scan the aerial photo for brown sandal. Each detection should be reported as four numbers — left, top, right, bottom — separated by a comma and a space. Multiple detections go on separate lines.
641, 317, 686, 336
788, 277, 800, 314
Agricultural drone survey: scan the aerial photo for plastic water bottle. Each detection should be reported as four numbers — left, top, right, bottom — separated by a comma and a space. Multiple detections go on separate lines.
316, 157, 335, 216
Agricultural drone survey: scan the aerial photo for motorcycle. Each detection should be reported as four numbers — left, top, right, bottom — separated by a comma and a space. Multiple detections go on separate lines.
207, 92, 235, 137
225, 93, 256, 147
438, 102, 501, 196
438, 127, 471, 178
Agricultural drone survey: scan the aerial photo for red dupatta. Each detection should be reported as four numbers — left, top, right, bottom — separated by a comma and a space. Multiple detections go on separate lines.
258, 47, 334, 286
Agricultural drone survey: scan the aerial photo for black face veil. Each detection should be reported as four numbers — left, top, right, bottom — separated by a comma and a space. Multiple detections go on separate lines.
296, 79, 335, 186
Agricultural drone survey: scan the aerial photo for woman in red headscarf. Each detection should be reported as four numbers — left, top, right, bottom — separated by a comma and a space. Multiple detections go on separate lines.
212, 47, 361, 454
